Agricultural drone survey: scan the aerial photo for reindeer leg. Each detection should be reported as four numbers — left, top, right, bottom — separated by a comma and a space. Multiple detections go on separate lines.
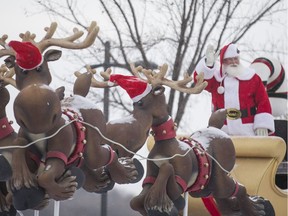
130, 185, 151, 216
213, 175, 274, 216
130, 160, 159, 216
207, 135, 275, 216
8, 139, 45, 211
145, 163, 177, 216
81, 162, 114, 193
0, 153, 12, 181
0, 182, 16, 215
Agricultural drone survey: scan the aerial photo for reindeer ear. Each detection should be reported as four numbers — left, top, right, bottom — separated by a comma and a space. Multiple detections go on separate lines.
4, 56, 16, 68
152, 85, 165, 96
43, 49, 62, 62
55, 86, 65, 100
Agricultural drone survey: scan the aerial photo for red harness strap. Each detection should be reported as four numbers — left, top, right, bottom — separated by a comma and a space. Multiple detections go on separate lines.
46, 151, 68, 165
151, 117, 177, 141
142, 176, 156, 187
46, 109, 86, 167
0, 117, 14, 139
180, 137, 211, 193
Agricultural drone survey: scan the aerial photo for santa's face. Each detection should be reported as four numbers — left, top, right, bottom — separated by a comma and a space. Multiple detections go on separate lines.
222, 57, 242, 77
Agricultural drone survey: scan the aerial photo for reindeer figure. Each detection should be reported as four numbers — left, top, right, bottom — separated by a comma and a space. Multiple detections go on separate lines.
72, 63, 205, 193
71, 66, 145, 193
0, 23, 143, 211
106, 64, 274, 216
75, 64, 159, 158
0, 65, 18, 216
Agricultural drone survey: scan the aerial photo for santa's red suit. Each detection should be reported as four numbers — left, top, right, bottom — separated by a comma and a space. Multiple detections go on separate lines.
194, 57, 275, 136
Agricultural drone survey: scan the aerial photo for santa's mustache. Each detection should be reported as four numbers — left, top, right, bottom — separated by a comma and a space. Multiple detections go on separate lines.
223, 63, 244, 77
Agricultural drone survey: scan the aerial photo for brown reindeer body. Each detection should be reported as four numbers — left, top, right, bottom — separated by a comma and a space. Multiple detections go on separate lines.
69, 71, 145, 194
0, 22, 142, 210
10, 76, 142, 209
102, 67, 274, 216
106, 104, 153, 158
131, 106, 275, 216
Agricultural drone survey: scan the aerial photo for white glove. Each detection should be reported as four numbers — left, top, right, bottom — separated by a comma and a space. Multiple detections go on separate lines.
205, 44, 216, 67
255, 128, 268, 136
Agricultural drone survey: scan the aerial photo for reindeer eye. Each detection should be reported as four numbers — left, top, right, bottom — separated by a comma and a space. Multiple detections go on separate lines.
134, 100, 143, 106
36, 66, 42, 72
21, 69, 28, 74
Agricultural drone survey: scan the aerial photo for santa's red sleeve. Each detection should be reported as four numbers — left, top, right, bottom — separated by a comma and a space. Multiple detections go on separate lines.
252, 74, 275, 134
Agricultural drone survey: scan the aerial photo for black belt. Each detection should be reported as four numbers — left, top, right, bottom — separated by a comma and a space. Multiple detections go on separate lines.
216, 107, 256, 120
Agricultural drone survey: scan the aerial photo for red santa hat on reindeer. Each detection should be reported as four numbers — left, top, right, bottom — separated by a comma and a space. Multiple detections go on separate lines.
8, 41, 43, 70
109, 74, 152, 102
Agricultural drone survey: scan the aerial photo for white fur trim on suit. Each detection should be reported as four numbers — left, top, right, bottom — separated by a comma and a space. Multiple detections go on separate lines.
253, 112, 275, 134
224, 76, 239, 109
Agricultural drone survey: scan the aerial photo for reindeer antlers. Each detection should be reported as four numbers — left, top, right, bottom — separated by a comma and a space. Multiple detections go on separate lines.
0, 35, 15, 58
74, 63, 207, 94
0, 64, 16, 87
74, 65, 114, 88
136, 63, 208, 94
19, 21, 99, 53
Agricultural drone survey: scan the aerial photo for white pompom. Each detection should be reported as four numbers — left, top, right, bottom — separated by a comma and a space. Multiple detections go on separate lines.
217, 86, 225, 94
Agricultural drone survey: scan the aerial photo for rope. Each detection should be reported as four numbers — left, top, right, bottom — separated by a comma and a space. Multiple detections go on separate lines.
0, 118, 230, 174
0, 119, 78, 150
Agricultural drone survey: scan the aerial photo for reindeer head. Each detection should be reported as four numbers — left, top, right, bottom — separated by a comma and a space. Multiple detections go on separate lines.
4, 45, 61, 90
0, 22, 99, 133
82, 63, 207, 122
0, 21, 99, 90
112, 64, 207, 122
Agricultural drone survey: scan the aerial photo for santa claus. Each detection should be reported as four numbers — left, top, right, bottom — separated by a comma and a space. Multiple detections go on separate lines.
194, 43, 275, 136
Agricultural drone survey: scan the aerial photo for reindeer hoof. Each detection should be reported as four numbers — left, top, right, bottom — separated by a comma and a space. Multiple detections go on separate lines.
250, 196, 275, 216
173, 196, 186, 211
130, 158, 144, 183
95, 167, 115, 194
0, 205, 17, 216
147, 209, 170, 216
95, 181, 115, 194
147, 207, 178, 216
69, 167, 86, 189
0, 154, 12, 181
263, 200, 275, 216
12, 186, 45, 210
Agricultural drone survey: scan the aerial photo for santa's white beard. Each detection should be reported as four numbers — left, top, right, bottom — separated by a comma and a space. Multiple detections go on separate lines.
222, 64, 244, 77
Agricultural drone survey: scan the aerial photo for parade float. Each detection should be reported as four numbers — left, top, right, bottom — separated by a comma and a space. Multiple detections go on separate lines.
0, 21, 286, 216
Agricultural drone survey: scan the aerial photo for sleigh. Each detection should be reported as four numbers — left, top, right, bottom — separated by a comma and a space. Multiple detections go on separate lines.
147, 135, 287, 216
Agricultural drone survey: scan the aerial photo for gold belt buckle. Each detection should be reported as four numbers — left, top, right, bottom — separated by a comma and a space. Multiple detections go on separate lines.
226, 108, 241, 120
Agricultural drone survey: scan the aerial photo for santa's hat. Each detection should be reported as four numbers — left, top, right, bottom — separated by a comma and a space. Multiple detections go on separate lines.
109, 74, 152, 102
219, 43, 240, 77
8, 41, 43, 70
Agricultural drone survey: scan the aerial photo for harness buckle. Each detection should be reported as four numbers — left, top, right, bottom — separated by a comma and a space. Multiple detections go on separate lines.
226, 108, 242, 120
